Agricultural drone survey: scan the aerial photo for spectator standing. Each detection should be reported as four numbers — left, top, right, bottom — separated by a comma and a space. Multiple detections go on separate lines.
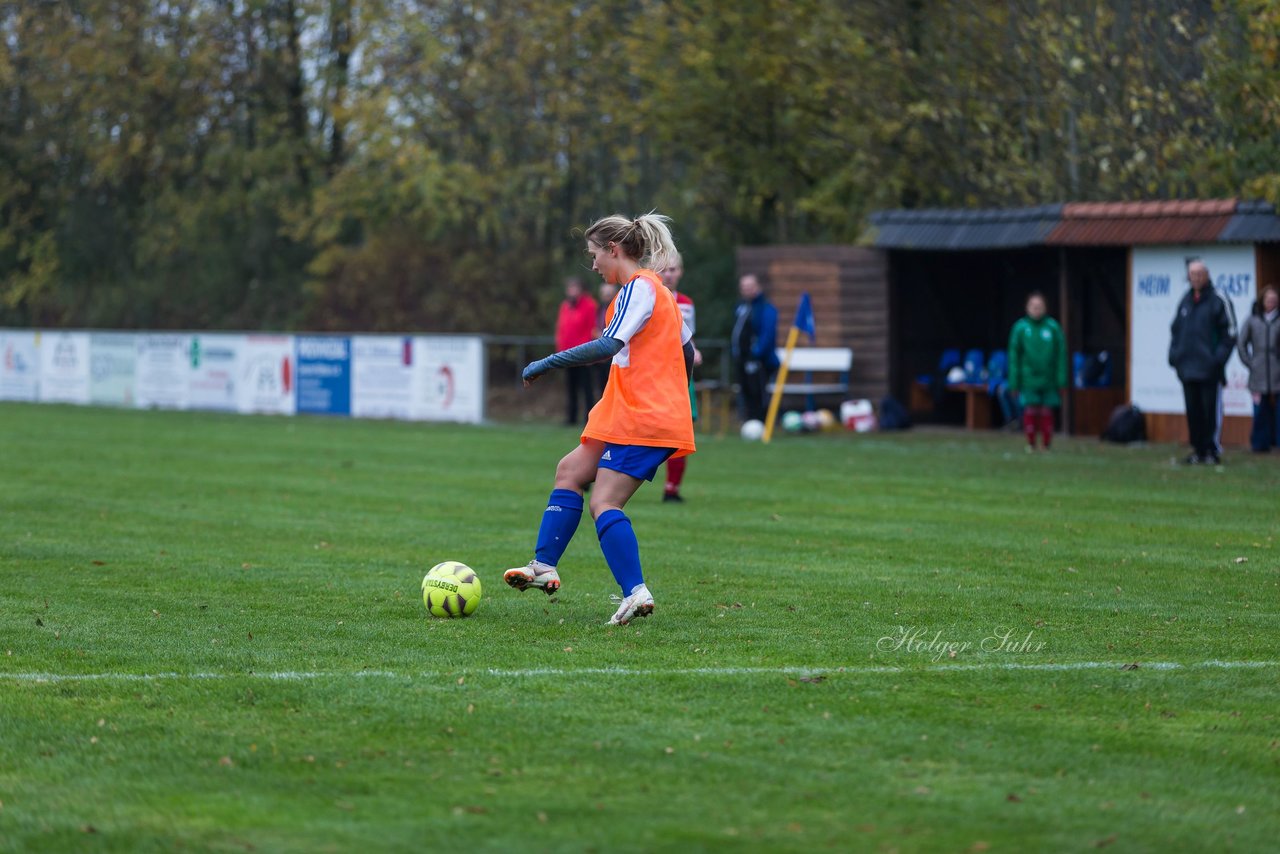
1238, 284, 1280, 453
1007, 291, 1067, 451
555, 277, 598, 425
731, 274, 779, 423
1169, 261, 1235, 464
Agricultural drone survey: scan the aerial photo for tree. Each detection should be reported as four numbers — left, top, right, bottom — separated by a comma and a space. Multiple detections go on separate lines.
3, 1, 1279, 336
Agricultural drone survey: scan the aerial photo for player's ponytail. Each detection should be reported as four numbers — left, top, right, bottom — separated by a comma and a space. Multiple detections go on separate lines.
585, 212, 678, 271
631, 213, 677, 271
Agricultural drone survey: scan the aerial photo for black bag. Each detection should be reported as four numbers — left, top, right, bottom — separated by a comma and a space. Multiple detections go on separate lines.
879, 396, 912, 431
1101, 404, 1145, 444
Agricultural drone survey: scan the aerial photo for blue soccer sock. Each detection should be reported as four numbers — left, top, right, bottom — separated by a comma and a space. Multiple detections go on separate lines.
595, 509, 645, 595
533, 488, 584, 567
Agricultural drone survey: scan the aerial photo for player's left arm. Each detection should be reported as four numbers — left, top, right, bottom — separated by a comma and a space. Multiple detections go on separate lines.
681, 319, 695, 381
522, 277, 655, 386
522, 337, 624, 385
680, 299, 703, 366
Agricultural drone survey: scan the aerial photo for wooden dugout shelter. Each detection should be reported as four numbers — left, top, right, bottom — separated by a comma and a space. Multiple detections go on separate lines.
738, 199, 1280, 445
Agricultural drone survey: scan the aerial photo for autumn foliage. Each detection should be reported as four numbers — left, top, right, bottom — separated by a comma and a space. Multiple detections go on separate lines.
2, 1, 1277, 333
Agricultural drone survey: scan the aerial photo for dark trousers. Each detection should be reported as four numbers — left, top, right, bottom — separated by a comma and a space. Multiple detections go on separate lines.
1252, 393, 1280, 452
994, 381, 1022, 424
736, 361, 768, 422
1181, 379, 1219, 458
565, 365, 595, 425
594, 363, 610, 400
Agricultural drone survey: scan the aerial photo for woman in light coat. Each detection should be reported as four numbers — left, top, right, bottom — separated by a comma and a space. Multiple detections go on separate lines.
1238, 284, 1280, 452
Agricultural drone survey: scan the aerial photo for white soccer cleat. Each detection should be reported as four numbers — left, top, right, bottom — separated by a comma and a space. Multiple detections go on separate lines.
607, 584, 655, 625
503, 560, 561, 595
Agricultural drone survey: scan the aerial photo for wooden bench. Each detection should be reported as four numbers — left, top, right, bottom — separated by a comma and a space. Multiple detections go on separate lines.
946, 383, 995, 430
912, 378, 999, 430
766, 347, 854, 400
694, 378, 734, 436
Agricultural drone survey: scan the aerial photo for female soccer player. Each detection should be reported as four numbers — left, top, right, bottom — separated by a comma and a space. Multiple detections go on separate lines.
506, 213, 696, 625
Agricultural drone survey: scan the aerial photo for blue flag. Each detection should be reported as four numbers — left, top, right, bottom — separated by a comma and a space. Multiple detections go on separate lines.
793, 292, 816, 342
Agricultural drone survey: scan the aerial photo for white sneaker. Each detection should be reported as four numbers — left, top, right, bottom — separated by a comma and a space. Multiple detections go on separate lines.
607, 584, 655, 625
503, 560, 561, 595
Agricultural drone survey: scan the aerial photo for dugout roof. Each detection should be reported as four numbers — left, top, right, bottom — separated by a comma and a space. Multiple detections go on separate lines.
867, 199, 1280, 250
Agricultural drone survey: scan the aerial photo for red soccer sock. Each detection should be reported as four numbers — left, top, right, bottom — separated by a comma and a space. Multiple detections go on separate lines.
1023, 409, 1038, 448
1038, 409, 1054, 448
665, 456, 687, 494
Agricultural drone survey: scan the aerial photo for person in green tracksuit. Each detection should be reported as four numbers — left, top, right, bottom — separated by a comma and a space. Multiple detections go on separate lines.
1007, 291, 1068, 451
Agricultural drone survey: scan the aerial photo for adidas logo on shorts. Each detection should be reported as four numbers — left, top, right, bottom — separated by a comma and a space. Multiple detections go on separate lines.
601, 450, 612, 460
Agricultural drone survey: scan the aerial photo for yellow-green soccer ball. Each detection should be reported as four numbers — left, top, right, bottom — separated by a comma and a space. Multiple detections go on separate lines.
421, 561, 482, 618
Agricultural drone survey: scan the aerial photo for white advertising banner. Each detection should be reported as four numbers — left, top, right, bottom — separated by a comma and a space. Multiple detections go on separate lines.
188, 334, 241, 411
0, 329, 40, 401
89, 332, 137, 407
134, 334, 191, 410
38, 331, 91, 404
237, 335, 295, 415
351, 335, 414, 419
1130, 246, 1255, 416
6, 327, 485, 424
413, 336, 485, 423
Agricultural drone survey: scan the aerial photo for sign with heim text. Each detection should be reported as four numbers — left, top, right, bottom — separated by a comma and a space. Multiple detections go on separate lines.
1130, 245, 1255, 416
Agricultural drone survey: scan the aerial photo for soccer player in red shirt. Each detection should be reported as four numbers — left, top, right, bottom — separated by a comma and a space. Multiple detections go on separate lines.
661, 254, 701, 502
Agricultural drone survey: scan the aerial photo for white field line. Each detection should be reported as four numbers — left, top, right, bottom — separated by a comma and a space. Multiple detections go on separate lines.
0, 660, 1276, 684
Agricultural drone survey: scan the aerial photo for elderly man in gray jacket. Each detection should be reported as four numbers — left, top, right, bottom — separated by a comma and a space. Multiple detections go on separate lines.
1238, 284, 1280, 452
1168, 261, 1236, 464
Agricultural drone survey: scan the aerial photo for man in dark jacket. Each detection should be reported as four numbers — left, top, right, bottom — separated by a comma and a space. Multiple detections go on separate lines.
1168, 261, 1235, 464
731, 274, 780, 422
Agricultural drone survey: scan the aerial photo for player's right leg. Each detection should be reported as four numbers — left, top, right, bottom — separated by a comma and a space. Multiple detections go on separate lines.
505, 440, 605, 594
591, 459, 655, 625
662, 455, 686, 502
1022, 404, 1039, 450
503, 559, 563, 594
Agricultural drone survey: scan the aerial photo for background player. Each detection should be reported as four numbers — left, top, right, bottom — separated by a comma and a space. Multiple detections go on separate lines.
1007, 291, 1068, 451
660, 253, 701, 502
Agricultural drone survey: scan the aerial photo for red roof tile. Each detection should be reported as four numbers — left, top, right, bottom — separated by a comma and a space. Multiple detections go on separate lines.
1047, 199, 1238, 245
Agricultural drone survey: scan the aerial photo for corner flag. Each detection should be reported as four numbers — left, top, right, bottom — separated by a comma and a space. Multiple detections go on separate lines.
794, 292, 816, 343
763, 292, 816, 443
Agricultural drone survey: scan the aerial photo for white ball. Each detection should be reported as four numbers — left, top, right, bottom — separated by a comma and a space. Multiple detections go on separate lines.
781, 411, 804, 433
740, 419, 765, 441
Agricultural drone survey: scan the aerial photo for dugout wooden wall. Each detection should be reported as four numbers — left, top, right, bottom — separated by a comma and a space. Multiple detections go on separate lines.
736, 246, 890, 402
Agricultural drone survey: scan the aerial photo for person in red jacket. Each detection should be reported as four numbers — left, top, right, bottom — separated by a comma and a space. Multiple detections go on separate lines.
555, 277, 598, 425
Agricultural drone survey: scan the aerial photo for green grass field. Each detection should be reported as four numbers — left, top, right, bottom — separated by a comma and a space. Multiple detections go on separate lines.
1, 403, 1278, 852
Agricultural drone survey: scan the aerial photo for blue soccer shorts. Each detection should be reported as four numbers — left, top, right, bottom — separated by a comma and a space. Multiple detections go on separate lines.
597, 443, 677, 482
